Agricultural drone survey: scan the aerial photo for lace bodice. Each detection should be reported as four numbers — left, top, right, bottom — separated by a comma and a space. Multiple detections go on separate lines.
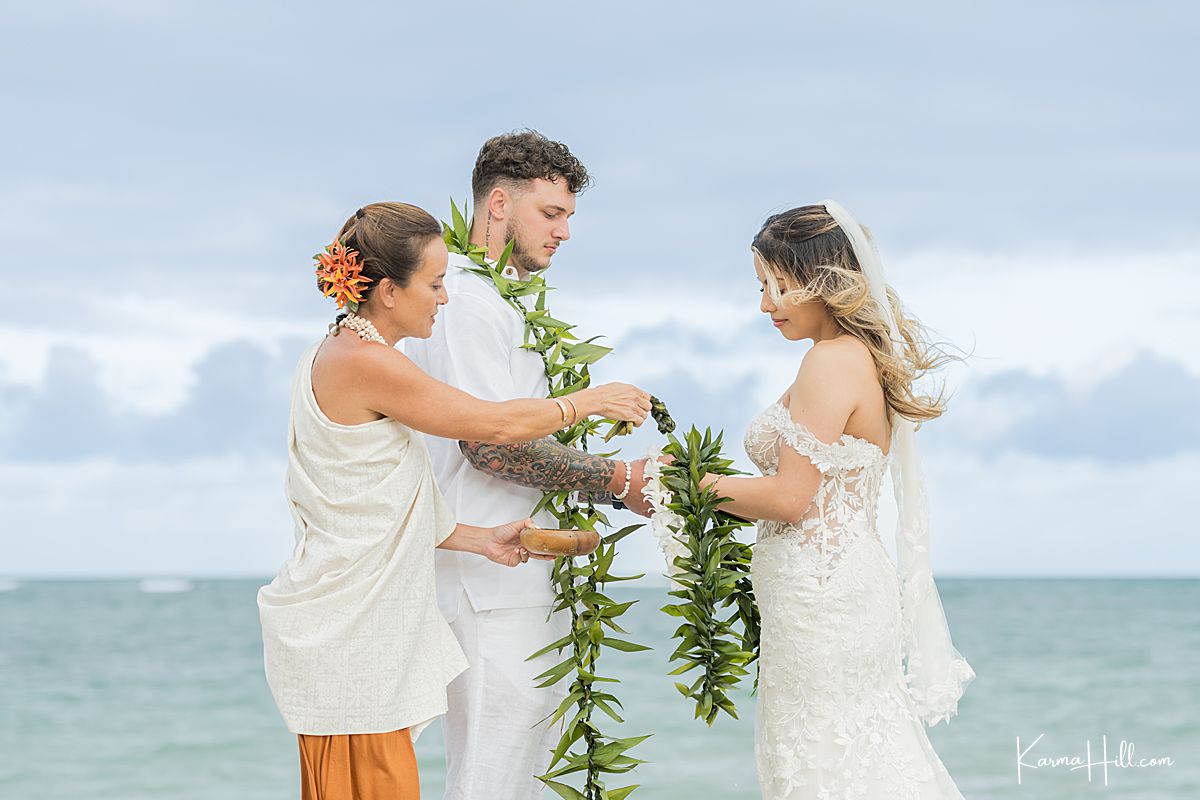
744, 402, 890, 581
746, 402, 967, 798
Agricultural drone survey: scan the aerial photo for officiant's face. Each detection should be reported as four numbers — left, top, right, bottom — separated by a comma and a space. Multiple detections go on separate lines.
392, 237, 450, 339
504, 177, 576, 272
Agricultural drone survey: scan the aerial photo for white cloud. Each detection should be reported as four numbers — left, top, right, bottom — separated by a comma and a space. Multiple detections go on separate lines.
3, 302, 1196, 575
0, 457, 292, 578
4, 243, 1197, 458
3, 0, 1198, 577
920, 450, 1200, 577
552, 245, 1200, 404
2, 340, 300, 460
888, 247, 1200, 380
4, 448, 1196, 579
933, 354, 1200, 460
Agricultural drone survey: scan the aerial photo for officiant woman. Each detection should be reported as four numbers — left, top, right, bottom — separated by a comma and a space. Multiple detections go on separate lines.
258, 202, 652, 799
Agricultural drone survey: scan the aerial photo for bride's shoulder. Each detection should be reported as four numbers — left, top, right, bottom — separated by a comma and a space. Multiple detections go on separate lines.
787, 336, 878, 403
778, 338, 871, 423
797, 336, 874, 380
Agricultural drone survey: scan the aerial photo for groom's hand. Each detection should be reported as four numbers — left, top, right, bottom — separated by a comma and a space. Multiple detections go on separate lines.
621, 458, 653, 518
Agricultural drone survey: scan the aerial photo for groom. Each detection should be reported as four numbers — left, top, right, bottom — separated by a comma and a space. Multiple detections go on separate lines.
406, 130, 652, 799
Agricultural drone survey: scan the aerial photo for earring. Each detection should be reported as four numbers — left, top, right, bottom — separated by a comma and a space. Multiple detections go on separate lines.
485, 210, 491, 250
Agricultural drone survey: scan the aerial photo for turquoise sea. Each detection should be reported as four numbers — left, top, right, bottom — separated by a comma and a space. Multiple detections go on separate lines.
1, 579, 1196, 799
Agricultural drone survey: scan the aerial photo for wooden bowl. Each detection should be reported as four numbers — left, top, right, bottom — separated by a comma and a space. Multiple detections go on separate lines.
520, 528, 601, 557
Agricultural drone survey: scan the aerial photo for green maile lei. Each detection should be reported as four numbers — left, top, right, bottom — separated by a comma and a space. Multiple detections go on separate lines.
442, 201, 760, 799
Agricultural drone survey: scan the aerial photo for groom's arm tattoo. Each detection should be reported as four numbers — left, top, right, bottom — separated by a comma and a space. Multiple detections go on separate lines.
458, 438, 616, 492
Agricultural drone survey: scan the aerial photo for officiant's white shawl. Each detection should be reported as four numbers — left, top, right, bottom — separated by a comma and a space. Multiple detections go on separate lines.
258, 341, 468, 736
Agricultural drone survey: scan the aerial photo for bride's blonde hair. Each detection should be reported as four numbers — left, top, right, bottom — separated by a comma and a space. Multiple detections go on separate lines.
752, 204, 953, 422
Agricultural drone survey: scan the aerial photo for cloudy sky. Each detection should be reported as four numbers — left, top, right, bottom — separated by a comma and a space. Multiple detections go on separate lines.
1, 0, 1197, 577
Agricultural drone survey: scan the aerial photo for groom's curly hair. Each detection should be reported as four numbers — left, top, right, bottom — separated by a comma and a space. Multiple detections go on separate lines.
472, 130, 592, 204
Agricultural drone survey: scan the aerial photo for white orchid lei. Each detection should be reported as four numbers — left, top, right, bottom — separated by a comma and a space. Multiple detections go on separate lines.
641, 443, 688, 579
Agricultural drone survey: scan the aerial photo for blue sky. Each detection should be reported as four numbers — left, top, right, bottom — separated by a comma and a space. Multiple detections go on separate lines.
1, 0, 1198, 577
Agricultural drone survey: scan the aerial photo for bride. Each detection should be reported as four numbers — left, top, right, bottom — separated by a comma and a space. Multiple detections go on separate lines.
698, 201, 975, 799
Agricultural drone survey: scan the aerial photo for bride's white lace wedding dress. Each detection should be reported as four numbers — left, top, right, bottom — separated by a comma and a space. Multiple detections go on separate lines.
745, 401, 966, 800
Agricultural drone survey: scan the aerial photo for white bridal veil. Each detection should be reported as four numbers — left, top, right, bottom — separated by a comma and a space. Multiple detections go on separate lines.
822, 199, 976, 726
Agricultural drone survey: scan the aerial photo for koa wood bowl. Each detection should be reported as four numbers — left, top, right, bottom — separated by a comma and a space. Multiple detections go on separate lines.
520, 528, 601, 557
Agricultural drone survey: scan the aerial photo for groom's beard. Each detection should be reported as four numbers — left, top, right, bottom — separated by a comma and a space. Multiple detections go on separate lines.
505, 218, 551, 274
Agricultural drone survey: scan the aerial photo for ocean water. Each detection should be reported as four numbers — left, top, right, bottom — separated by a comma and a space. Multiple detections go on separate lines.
1, 579, 1196, 799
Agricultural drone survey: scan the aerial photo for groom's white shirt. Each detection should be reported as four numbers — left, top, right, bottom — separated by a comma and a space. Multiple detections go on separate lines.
405, 252, 557, 614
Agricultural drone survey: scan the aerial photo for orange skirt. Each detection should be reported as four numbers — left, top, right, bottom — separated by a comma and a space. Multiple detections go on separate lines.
297, 728, 419, 800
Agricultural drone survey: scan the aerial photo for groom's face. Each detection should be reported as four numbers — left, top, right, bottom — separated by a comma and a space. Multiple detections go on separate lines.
504, 177, 576, 272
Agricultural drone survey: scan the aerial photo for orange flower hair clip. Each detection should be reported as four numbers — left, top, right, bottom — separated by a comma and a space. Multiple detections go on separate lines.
314, 240, 372, 312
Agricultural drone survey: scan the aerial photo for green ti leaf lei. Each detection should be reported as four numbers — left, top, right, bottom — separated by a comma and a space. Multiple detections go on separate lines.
653, 429, 761, 724
441, 200, 761, 797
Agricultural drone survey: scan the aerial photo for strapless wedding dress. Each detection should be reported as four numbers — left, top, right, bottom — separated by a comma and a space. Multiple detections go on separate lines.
746, 402, 965, 800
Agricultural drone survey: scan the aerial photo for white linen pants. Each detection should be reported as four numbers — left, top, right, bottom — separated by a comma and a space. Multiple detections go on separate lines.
442, 591, 570, 800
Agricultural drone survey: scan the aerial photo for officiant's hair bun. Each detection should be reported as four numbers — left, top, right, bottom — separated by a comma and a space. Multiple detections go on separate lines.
335, 203, 441, 294
472, 130, 592, 203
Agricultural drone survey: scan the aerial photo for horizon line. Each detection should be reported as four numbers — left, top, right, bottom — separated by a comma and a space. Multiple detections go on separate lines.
2, 573, 1198, 583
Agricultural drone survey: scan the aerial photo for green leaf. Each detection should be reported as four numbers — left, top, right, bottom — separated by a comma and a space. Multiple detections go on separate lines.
450, 197, 468, 237
526, 634, 573, 661
599, 600, 637, 619
533, 657, 577, 687
592, 694, 625, 723
495, 238, 516, 272
541, 779, 586, 800
544, 714, 584, 769
590, 735, 652, 767
545, 688, 584, 727
601, 571, 645, 583
606, 786, 639, 800
600, 522, 648, 546
562, 341, 613, 363
600, 637, 652, 653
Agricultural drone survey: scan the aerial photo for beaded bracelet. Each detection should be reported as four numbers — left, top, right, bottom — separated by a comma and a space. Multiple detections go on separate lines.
613, 461, 632, 501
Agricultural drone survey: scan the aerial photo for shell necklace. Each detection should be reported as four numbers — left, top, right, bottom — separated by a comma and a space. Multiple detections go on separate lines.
336, 313, 390, 346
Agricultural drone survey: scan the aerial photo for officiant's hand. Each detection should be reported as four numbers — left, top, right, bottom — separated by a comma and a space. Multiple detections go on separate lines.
573, 382, 652, 426
486, 518, 553, 566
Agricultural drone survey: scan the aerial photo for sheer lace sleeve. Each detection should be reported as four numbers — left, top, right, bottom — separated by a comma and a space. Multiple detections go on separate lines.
764, 403, 879, 474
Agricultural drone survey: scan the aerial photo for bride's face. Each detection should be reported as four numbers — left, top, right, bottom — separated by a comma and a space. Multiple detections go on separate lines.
754, 256, 828, 342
